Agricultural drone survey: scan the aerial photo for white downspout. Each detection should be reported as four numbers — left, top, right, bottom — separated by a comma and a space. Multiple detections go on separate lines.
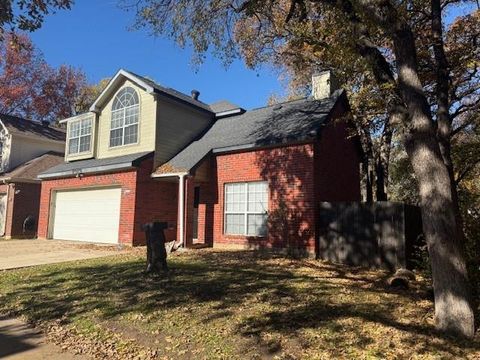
1, 179, 9, 237
178, 173, 186, 248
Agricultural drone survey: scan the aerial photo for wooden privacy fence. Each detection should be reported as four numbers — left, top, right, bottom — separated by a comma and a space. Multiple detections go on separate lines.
317, 202, 423, 270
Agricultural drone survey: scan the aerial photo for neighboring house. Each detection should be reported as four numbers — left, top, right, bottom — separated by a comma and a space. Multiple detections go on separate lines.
37, 69, 361, 255
0, 114, 65, 238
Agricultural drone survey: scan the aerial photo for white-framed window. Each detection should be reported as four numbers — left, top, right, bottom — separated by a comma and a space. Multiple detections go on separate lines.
110, 87, 139, 147
68, 117, 92, 155
224, 181, 268, 236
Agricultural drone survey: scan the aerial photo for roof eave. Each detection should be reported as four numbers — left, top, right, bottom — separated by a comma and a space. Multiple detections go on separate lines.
151, 171, 189, 179
4, 177, 40, 184
38, 162, 135, 180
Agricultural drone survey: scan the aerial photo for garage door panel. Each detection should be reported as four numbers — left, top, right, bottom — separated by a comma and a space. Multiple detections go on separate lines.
52, 187, 121, 244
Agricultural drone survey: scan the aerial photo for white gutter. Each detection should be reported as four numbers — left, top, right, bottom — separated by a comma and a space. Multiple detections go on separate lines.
151, 172, 189, 178
214, 108, 245, 118
1, 181, 9, 236
178, 173, 187, 248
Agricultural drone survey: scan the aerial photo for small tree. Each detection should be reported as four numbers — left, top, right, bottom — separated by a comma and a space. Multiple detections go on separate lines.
0, 33, 93, 122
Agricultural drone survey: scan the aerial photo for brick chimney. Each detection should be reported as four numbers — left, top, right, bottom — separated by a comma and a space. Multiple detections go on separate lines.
312, 70, 338, 100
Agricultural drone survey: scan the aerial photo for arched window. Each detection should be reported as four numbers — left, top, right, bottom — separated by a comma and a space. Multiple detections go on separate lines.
110, 87, 140, 147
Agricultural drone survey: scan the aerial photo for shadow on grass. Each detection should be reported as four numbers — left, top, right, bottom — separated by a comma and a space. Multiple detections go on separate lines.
1, 250, 478, 357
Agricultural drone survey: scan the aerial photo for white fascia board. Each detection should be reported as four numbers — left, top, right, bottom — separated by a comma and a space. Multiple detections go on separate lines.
89, 69, 155, 112
212, 143, 256, 153
59, 111, 96, 124
214, 108, 244, 118
151, 171, 189, 178
0, 119, 8, 134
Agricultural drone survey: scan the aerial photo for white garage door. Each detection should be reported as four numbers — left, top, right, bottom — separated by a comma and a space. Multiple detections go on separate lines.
52, 187, 121, 244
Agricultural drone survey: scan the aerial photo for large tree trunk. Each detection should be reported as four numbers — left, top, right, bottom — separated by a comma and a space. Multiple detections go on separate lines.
392, 22, 475, 338
324, 0, 474, 336
431, 0, 466, 244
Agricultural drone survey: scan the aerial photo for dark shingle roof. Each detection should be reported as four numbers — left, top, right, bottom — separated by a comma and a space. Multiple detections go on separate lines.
155, 90, 345, 174
0, 152, 64, 182
209, 100, 243, 114
0, 114, 66, 142
38, 152, 153, 179
124, 71, 213, 113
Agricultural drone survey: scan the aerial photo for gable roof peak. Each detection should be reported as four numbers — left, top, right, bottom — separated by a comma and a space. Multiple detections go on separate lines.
89, 69, 213, 114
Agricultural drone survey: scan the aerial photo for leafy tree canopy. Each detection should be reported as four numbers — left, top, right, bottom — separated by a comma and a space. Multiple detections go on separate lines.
0, 33, 102, 122
0, 0, 72, 37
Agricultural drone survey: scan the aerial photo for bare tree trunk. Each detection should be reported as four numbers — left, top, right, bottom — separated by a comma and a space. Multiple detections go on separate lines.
392, 22, 475, 338
358, 124, 374, 202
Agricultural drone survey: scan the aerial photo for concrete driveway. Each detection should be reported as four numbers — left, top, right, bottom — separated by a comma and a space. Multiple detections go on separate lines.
0, 239, 124, 270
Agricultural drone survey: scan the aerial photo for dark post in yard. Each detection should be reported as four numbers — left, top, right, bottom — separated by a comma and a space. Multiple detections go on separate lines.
143, 222, 169, 273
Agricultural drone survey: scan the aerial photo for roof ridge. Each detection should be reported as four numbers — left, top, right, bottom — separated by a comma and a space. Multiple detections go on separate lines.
244, 89, 345, 113
0, 112, 34, 122
123, 69, 212, 109
0, 113, 66, 134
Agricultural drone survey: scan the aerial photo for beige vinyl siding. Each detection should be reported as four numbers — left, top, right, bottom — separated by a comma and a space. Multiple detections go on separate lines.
97, 80, 156, 159
154, 97, 213, 167
9, 136, 64, 170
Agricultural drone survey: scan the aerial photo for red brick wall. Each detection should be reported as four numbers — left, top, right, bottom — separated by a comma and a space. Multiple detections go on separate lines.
0, 182, 41, 238
182, 177, 195, 246
195, 143, 317, 252
37, 158, 178, 246
133, 158, 178, 245
9, 182, 41, 238
195, 172, 216, 247
37, 169, 138, 245
314, 115, 361, 202
193, 104, 360, 254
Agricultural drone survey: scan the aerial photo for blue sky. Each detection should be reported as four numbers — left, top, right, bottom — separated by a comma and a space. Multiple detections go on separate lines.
30, 1, 284, 110
29, 2, 475, 110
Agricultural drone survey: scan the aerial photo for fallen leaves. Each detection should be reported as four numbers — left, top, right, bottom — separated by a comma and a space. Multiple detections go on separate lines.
0, 249, 479, 359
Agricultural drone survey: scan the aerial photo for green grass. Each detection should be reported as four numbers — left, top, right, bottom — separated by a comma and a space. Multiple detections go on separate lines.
0, 249, 478, 359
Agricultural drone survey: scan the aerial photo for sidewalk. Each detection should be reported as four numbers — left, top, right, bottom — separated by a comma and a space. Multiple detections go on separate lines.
0, 317, 86, 359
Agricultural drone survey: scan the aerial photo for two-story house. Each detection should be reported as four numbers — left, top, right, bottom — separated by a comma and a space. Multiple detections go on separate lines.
0, 114, 65, 238
38, 69, 362, 256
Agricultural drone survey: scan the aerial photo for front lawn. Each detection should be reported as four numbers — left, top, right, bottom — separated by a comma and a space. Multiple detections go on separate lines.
0, 249, 478, 359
